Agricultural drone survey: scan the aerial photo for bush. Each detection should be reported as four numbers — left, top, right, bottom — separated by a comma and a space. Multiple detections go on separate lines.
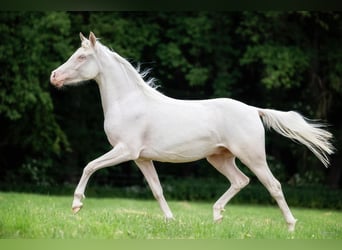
63, 178, 342, 210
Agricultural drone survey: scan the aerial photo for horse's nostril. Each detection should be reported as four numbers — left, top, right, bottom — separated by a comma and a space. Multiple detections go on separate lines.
50, 71, 58, 84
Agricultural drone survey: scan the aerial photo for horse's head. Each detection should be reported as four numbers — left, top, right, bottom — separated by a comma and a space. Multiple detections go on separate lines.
50, 32, 100, 88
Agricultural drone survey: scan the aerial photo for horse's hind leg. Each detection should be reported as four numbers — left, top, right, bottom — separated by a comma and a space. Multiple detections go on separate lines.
207, 152, 250, 222
249, 162, 297, 231
239, 151, 297, 231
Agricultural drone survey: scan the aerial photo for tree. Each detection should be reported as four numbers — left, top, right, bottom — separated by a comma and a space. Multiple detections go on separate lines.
0, 12, 71, 187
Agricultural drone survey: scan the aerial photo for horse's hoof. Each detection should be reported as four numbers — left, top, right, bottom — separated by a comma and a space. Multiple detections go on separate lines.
287, 219, 297, 232
72, 206, 82, 214
214, 216, 223, 224
165, 216, 175, 222
213, 207, 224, 223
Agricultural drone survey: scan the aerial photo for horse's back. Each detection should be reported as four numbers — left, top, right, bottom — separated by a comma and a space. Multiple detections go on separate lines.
140, 97, 265, 162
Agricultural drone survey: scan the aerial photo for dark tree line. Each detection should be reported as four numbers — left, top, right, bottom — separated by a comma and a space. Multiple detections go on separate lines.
0, 12, 341, 190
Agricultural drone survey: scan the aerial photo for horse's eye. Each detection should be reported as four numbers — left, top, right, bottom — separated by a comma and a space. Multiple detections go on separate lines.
78, 55, 86, 61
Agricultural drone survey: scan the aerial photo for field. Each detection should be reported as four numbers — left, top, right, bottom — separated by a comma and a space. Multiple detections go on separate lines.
0, 192, 341, 239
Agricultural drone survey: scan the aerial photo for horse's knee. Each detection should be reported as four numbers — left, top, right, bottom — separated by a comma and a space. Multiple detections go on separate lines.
268, 180, 283, 198
83, 163, 95, 176
232, 177, 249, 192
231, 172, 250, 191
240, 176, 250, 188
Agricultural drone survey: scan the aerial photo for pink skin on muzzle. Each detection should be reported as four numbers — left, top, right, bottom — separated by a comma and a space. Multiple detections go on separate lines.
50, 70, 68, 88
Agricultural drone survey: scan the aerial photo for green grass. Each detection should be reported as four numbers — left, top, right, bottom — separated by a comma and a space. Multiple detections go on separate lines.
0, 192, 341, 239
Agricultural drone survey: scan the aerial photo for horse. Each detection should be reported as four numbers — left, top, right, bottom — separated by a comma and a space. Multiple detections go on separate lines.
50, 32, 334, 232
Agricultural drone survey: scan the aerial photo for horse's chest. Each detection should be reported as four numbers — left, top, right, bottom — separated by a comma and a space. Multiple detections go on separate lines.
103, 111, 146, 145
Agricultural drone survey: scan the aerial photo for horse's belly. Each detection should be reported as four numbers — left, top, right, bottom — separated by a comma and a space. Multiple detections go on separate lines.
140, 147, 216, 163
139, 133, 223, 163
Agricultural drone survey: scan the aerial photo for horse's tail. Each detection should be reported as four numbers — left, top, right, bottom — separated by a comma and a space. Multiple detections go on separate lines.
258, 108, 335, 167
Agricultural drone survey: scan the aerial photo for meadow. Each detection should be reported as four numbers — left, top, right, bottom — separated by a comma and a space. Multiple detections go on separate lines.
0, 192, 341, 239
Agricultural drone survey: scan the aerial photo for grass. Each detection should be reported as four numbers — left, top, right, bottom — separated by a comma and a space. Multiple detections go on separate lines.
0, 192, 341, 239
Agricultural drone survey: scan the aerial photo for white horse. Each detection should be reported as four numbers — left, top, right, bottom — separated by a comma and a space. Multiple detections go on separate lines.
50, 32, 334, 232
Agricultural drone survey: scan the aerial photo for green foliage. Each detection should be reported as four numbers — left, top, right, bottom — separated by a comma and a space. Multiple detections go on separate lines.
89, 13, 160, 59
0, 12, 71, 185
186, 67, 210, 87
241, 45, 309, 89
157, 42, 190, 74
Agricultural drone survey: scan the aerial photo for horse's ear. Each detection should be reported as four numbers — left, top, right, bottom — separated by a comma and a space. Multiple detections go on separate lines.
89, 32, 97, 47
80, 32, 87, 42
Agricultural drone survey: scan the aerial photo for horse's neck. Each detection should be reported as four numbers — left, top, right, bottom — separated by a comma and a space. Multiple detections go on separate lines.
95, 62, 147, 117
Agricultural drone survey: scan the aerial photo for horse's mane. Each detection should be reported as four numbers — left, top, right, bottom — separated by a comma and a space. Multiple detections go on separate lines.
95, 41, 163, 98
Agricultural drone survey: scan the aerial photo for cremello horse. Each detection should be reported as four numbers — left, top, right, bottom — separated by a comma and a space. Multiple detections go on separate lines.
50, 32, 334, 232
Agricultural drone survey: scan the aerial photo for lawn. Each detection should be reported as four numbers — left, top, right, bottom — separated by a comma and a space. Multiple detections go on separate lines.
0, 192, 341, 239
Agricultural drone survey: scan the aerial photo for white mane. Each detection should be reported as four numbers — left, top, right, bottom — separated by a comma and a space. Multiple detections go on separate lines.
96, 41, 163, 99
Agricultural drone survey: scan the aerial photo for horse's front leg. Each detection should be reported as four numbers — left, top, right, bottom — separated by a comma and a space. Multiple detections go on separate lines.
72, 143, 134, 213
135, 159, 174, 220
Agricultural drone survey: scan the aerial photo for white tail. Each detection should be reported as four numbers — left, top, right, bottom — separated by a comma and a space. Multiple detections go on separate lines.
258, 109, 335, 167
